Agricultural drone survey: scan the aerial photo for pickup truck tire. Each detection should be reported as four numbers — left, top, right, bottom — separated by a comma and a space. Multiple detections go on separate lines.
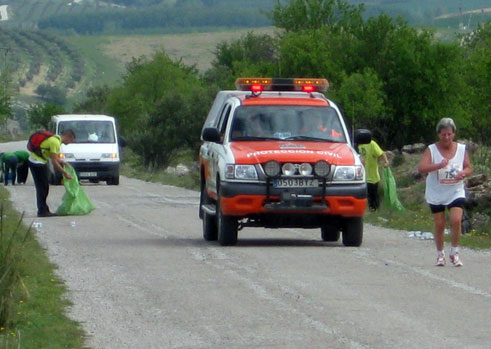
321, 223, 340, 242
201, 186, 218, 241
203, 210, 218, 241
341, 217, 363, 247
217, 190, 238, 246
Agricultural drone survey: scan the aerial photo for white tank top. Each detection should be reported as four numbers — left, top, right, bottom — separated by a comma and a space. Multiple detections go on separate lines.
425, 143, 466, 205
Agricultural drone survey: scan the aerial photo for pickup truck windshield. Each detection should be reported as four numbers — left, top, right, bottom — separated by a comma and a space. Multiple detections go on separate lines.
230, 105, 346, 143
58, 120, 116, 144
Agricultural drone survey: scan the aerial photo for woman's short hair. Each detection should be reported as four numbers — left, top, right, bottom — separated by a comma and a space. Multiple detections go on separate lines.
436, 117, 456, 133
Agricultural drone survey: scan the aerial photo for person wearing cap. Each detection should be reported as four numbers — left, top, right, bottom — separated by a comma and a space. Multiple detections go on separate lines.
418, 117, 472, 267
28, 129, 76, 217
1, 150, 29, 185
358, 140, 389, 211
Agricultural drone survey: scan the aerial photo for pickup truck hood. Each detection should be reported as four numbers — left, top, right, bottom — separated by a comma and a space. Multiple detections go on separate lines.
230, 141, 356, 166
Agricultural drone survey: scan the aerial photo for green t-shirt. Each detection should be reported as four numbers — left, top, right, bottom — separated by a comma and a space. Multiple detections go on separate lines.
359, 140, 384, 184
1, 152, 14, 162
14, 150, 29, 162
1, 151, 29, 169
1, 152, 14, 168
30, 135, 62, 163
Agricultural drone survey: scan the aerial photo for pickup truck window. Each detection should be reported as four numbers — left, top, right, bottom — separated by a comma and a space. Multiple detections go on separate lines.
230, 105, 346, 142
218, 104, 232, 138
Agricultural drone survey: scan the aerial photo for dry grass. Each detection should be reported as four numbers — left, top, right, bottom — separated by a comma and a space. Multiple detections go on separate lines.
100, 27, 277, 72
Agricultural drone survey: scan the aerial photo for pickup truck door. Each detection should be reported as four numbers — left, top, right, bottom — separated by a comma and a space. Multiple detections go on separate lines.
208, 102, 233, 193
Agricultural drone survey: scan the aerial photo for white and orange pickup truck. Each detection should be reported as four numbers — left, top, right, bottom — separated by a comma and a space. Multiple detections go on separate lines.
199, 78, 371, 246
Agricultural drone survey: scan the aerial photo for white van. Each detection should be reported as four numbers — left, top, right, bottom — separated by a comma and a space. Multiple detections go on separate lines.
48, 114, 124, 185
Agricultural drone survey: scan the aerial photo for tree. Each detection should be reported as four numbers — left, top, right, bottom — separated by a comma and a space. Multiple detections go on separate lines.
35, 84, 67, 106
269, 0, 364, 33
73, 86, 111, 114
107, 51, 213, 168
204, 32, 278, 88
460, 21, 491, 145
352, 15, 467, 148
27, 103, 65, 130
0, 70, 13, 127
277, 30, 344, 83
335, 69, 387, 142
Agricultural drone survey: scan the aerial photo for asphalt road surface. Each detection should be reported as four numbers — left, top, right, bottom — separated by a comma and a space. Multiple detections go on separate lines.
3, 141, 491, 348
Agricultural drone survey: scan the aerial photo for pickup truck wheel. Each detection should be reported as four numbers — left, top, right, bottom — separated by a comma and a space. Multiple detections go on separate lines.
341, 217, 363, 247
203, 211, 218, 241
217, 193, 238, 246
201, 186, 217, 241
321, 223, 340, 242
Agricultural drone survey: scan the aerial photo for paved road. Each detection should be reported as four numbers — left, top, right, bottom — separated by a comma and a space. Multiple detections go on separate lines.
3, 141, 491, 348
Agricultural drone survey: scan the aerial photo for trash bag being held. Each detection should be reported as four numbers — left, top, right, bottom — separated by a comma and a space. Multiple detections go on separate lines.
56, 165, 95, 215
382, 167, 404, 211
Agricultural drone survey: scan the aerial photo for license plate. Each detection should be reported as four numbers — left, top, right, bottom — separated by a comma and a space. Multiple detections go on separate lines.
79, 172, 97, 177
274, 178, 318, 188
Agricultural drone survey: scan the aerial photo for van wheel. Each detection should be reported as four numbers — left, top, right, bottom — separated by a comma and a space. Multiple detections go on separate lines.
107, 176, 119, 185
217, 192, 238, 246
342, 217, 363, 247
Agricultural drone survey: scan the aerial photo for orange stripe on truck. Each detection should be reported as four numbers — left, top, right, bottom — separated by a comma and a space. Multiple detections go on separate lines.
220, 195, 367, 216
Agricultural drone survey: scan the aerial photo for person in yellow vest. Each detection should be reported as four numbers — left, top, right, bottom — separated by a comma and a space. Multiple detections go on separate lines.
359, 140, 389, 211
28, 130, 76, 217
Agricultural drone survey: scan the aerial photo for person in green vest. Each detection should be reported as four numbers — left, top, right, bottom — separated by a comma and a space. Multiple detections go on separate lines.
1, 150, 29, 185
358, 140, 389, 211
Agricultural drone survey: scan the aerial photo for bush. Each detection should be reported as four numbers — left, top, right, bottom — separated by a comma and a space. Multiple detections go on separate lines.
391, 153, 405, 167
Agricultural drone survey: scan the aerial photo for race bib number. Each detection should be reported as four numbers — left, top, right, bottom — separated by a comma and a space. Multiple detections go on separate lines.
438, 163, 462, 185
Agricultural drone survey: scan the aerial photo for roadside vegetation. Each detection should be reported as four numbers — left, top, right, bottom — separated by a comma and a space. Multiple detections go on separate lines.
0, 189, 86, 348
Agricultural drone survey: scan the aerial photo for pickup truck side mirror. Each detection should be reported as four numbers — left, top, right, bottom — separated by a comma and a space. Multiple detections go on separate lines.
202, 127, 221, 143
354, 129, 372, 145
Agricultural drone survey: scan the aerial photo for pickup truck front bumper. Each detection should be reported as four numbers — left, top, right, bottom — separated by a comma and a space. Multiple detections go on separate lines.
218, 181, 367, 217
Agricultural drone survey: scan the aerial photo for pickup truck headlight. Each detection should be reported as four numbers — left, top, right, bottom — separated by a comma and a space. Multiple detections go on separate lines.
226, 164, 258, 180
332, 165, 364, 181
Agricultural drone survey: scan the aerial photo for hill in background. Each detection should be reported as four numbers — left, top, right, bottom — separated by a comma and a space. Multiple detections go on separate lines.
1, 0, 490, 121
1, 0, 490, 34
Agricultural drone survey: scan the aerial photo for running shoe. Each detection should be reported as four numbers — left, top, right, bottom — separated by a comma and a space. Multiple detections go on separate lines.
450, 253, 463, 267
435, 254, 446, 267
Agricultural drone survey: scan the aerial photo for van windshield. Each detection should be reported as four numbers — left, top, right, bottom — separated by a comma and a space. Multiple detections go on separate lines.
58, 120, 115, 144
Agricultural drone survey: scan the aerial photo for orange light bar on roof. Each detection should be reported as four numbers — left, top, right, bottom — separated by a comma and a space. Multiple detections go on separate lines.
235, 77, 329, 93
293, 78, 329, 92
235, 78, 272, 90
